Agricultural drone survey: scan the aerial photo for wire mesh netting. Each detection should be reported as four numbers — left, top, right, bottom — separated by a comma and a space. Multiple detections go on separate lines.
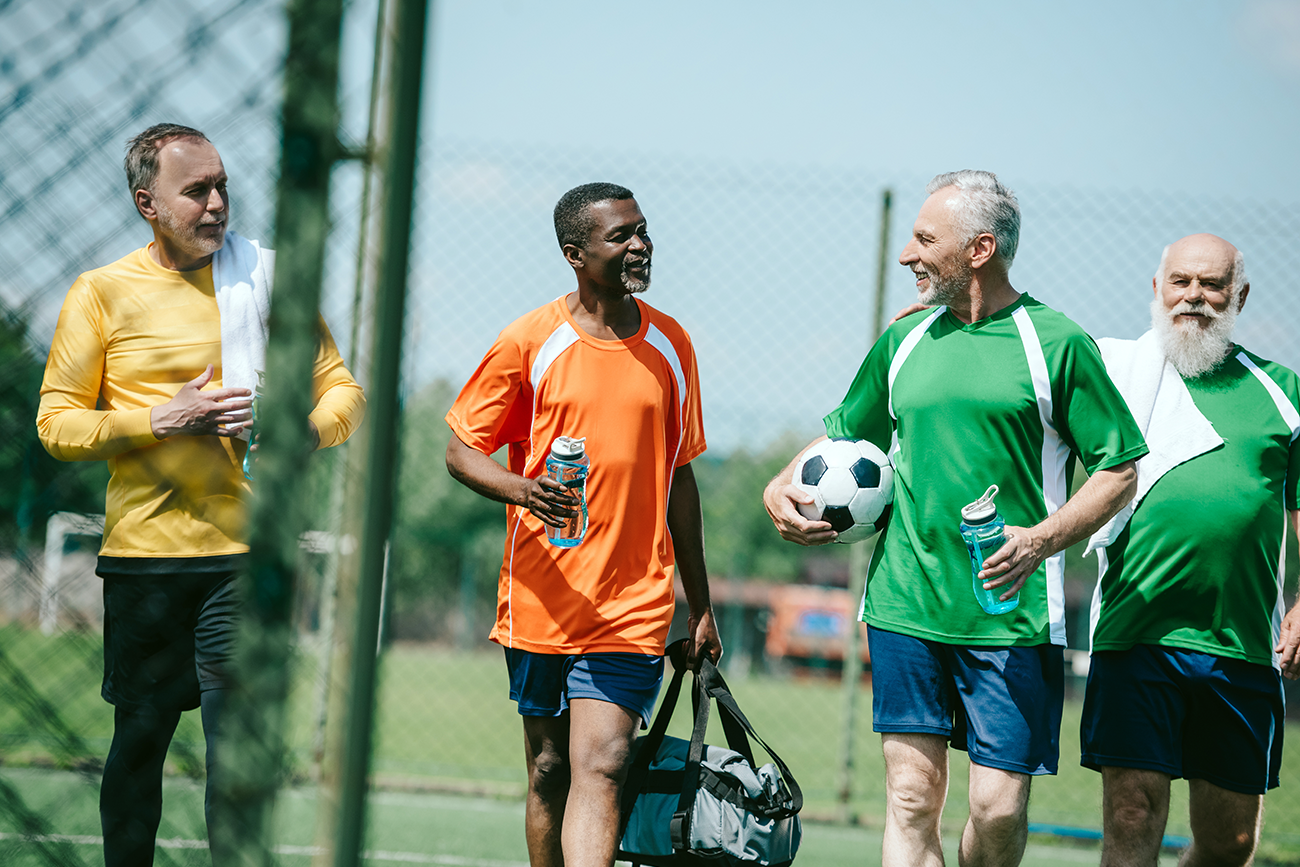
3, 0, 1300, 865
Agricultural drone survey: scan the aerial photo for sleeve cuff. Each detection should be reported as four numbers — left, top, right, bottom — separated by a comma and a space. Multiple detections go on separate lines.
118, 406, 160, 448
309, 410, 338, 450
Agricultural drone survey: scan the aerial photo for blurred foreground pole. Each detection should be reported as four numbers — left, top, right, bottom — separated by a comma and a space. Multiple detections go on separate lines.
211, 0, 345, 863
836, 187, 892, 820
311, 0, 430, 865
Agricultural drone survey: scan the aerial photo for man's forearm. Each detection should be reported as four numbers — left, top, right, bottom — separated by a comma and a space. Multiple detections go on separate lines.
445, 433, 528, 506
1033, 460, 1137, 555
667, 463, 711, 615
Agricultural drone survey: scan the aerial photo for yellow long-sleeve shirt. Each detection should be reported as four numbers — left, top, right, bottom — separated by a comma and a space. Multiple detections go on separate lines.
37, 244, 366, 562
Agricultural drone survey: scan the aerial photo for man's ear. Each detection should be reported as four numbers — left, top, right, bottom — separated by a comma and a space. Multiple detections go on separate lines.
969, 233, 997, 270
1237, 282, 1250, 313
562, 243, 584, 270
134, 188, 157, 221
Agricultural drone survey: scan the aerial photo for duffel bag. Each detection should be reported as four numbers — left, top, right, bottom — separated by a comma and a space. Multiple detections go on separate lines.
617, 639, 802, 867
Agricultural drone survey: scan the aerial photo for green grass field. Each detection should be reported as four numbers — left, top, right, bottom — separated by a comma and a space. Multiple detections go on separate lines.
2, 628, 1298, 865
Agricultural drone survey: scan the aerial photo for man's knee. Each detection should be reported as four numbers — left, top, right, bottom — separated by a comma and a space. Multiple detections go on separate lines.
529, 743, 571, 799
1192, 827, 1259, 866
886, 762, 947, 828
967, 765, 1030, 843
1106, 790, 1164, 838
571, 729, 634, 785
968, 785, 1028, 835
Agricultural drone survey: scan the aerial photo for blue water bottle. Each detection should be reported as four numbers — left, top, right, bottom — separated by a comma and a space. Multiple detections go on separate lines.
959, 484, 1019, 615
544, 435, 589, 548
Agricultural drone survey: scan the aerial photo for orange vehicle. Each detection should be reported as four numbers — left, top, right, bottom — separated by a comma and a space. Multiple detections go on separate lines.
764, 583, 871, 670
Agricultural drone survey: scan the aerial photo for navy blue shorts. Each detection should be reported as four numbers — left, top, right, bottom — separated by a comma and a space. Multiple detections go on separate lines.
867, 626, 1065, 775
1081, 645, 1284, 794
504, 648, 664, 728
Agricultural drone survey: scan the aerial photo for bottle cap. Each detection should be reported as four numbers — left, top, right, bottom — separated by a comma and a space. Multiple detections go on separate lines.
960, 485, 1000, 524
550, 436, 586, 459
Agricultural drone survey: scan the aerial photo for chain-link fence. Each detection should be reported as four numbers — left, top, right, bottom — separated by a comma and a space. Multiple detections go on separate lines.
3, 0, 1300, 864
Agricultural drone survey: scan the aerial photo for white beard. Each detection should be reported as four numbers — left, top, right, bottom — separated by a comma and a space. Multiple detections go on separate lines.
1151, 295, 1238, 379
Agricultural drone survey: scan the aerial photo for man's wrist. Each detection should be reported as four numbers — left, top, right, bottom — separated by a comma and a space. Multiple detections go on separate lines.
149, 405, 171, 439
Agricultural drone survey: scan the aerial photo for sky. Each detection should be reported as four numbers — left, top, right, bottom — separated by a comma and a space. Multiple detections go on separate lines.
6, 0, 1300, 451
414, 0, 1300, 202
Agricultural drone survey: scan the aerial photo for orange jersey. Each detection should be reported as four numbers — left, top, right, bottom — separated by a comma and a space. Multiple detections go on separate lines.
446, 296, 706, 655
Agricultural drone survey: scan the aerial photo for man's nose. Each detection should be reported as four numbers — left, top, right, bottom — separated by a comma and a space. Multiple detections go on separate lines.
899, 240, 917, 264
207, 188, 225, 212
629, 232, 649, 252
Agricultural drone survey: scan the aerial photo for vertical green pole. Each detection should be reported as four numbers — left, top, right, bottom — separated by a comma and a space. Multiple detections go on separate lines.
836, 187, 892, 822
330, 1, 430, 865
211, 0, 345, 863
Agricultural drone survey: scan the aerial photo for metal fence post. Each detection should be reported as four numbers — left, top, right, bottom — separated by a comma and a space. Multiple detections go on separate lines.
310, 1, 430, 865
836, 187, 893, 820
211, 0, 346, 863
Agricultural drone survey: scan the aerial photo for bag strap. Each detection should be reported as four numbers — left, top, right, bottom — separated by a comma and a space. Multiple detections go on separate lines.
699, 659, 803, 815
618, 639, 689, 836
670, 655, 805, 849
669, 659, 713, 849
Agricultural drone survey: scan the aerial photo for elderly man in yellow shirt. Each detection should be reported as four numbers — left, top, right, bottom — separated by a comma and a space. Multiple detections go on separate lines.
36, 122, 365, 867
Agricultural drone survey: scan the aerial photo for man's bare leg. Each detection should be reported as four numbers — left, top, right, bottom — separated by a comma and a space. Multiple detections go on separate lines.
561, 698, 641, 867
1100, 767, 1171, 867
959, 762, 1031, 867
522, 715, 570, 867
1180, 779, 1263, 867
881, 733, 949, 867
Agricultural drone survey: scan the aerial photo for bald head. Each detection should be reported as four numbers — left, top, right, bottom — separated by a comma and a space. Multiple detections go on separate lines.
1155, 234, 1247, 301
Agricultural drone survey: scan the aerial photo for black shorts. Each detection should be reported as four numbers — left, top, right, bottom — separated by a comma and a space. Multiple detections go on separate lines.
100, 571, 240, 712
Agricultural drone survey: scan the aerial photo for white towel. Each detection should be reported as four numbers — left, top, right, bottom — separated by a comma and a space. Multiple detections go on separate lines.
1084, 329, 1222, 555
211, 231, 274, 441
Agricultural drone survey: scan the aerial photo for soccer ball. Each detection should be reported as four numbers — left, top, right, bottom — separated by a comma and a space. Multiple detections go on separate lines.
792, 438, 894, 544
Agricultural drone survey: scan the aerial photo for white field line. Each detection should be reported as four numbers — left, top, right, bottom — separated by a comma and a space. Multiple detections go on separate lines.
0, 834, 527, 866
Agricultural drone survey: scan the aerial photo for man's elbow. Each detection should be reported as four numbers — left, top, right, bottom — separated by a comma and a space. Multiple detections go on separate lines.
1112, 460, 1138, 499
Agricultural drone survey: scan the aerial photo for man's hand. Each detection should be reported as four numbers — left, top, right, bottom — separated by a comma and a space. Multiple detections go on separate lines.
521, 476, 580, 529
763, 480, 837, 546
150, 364, 252, 439
687, 606, 723, 668
976, 461, 1138, 601
891, 302, 933, 324
1277, 603, 1300, 680
977, 525, 1050, 601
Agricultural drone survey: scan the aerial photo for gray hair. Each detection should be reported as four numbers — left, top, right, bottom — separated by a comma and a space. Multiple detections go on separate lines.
925, 170, 1021, 266
124, 122, 210, 201
1155, 244, 1247, 297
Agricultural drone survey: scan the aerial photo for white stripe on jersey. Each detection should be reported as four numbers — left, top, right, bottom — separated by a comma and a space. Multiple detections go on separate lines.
888, 307, 947, 421
504, 320, 581, 645
1088, 547, 1107, 652
1237, 351, 1300, 443
1011, 306, 1070, 646
642, 323, 690, 512
1236, 350, 1299, 670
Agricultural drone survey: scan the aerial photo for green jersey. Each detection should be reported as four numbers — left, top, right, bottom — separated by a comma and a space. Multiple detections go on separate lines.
1092, 348, 1300, 667
825, 295, 1147, 646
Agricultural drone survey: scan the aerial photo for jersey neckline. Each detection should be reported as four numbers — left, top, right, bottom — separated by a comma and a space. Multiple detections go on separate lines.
557, 294, 649, 351
944, 292, 1030, 332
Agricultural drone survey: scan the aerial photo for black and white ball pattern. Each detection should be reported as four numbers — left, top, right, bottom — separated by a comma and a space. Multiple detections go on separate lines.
792, 438, 894, 544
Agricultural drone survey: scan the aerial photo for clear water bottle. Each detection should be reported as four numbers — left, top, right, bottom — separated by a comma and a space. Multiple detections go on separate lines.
959, 484, 1019, 615
545, 435, 589, 548
241, 370, 265, 481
